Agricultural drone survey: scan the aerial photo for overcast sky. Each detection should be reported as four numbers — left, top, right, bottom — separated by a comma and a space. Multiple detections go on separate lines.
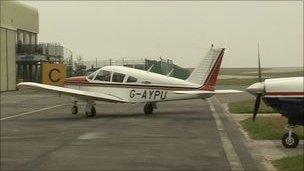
24, 1, 303, 68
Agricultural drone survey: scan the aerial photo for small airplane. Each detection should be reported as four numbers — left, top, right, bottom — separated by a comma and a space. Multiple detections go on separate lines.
18, 45, 241, 118
246, 45, 304, 148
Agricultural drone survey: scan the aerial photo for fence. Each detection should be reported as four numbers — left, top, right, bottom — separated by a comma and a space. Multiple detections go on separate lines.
83, 58, 191, 80
84, 58, 146, 69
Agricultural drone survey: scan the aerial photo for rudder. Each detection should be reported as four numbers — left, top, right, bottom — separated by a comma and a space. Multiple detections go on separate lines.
186, 46, 225, 91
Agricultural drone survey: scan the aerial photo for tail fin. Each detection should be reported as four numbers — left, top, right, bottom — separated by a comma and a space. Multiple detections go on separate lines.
186, 46, 225, 91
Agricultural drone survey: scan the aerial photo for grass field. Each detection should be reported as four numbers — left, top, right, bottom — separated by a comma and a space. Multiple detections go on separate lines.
228, 99, 276, 113
217, 78, 261, 86
240, 117, 304, 140
272, 155, 304, 171
219, 67, 303, 77
218, 67, 303, 86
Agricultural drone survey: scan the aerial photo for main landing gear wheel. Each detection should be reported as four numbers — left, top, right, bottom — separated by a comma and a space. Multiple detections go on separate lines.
86, 106, 96, 118
144, 103, 155, 115
71, 100, 78, 115
282, 132, 299, 148
71, 106, 78, 115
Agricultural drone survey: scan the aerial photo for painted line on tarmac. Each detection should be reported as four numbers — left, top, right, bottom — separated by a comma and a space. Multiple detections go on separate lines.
207, 99, 244, 171
0, 104, 64, 121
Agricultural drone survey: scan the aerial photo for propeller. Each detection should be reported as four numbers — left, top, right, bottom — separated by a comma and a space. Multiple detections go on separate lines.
257, 43, 262, 82
252, 43, 262, 122
253, 93, 261, 121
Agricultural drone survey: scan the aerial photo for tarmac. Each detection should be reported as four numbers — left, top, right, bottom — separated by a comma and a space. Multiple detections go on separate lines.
0, 90, 272, 170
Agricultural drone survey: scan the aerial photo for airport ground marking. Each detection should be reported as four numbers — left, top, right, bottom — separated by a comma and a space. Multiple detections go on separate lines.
0, 104, 64, 121
207, 99, 244, 171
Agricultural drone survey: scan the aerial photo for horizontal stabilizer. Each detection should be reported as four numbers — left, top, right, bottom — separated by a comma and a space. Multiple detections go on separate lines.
213, 90, 243, 93
173, 89, 242, 95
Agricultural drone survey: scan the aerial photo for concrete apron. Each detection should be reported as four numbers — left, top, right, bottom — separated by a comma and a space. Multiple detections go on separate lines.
220, 101, 304, 171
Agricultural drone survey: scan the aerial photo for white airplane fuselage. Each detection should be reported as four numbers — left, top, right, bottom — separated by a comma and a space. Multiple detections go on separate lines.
64, 66, 213, 103
247, 76, 304, 125
18, 46, 241, 117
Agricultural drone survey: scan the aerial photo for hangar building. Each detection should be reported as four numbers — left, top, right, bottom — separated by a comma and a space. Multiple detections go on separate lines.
0, 1, 39, 91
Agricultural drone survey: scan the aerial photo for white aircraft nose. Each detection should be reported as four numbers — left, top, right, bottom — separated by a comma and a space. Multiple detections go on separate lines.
246, 82, 265, 95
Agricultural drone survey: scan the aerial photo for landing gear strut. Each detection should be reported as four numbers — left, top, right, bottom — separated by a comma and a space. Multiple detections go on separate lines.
85, 101, 96, 117
282, 125, 299, 148
71, 101, 78, 115
144, 102, 157, 115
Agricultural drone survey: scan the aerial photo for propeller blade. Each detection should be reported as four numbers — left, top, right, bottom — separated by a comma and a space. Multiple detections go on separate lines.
257, 43, 262, 82
253, 93, 262, 122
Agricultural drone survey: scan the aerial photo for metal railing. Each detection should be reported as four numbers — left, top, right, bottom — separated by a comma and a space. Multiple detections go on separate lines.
16, 42, 64, 58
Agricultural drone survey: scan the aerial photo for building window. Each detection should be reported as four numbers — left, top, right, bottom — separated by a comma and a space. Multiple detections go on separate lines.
17, 31, 23, 44
24, 32, 30, 44
30, 33, 37, 45
17, 30, 37, 45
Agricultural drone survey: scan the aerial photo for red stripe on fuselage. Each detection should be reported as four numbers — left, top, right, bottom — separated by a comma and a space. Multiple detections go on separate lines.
64, 76, 89, 84
266, 92, 304, 96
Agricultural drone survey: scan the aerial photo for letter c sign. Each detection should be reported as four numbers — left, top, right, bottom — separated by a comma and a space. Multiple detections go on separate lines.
42, 63, 66, 86
49, 68, 61, 82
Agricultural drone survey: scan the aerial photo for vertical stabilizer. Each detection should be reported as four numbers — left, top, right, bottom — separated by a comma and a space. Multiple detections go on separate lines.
186, 46, 225, 91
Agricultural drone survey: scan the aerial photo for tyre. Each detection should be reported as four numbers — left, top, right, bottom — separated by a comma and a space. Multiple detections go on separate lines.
71, 106, 78, 115
144, 104, 153, 115
91, 106, 96, 117
282, 132, 299, 148
86, 106, 96, 117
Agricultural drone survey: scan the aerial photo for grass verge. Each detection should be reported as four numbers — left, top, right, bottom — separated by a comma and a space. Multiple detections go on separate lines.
228, 99, 276, 113
240, 117, 304, 140
272, 155, 304, 171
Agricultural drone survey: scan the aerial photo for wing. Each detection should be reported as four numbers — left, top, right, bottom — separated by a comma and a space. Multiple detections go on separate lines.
173, 89, 243, 95
17, 82, 127, 103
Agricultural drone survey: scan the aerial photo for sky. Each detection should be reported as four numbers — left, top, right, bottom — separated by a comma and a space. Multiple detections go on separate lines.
23, 1, 303, 68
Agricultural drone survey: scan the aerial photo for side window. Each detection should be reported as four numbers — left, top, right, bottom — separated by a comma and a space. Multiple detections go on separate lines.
95, 70, 111, 82
127, 76, 137, 83
112, 72, 125, 83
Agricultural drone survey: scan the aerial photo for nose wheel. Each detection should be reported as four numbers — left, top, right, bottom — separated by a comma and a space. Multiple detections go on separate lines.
71, 106, 78, 114
282, 125, 299, 148
85, 106, 96, 117
85, 101, 96, 117
144, 102, 157, 115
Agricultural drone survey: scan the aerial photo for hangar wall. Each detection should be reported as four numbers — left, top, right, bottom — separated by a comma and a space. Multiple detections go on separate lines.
0, 29, 7, 91
0, 28, 16, 91
0, 1, 38, 91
